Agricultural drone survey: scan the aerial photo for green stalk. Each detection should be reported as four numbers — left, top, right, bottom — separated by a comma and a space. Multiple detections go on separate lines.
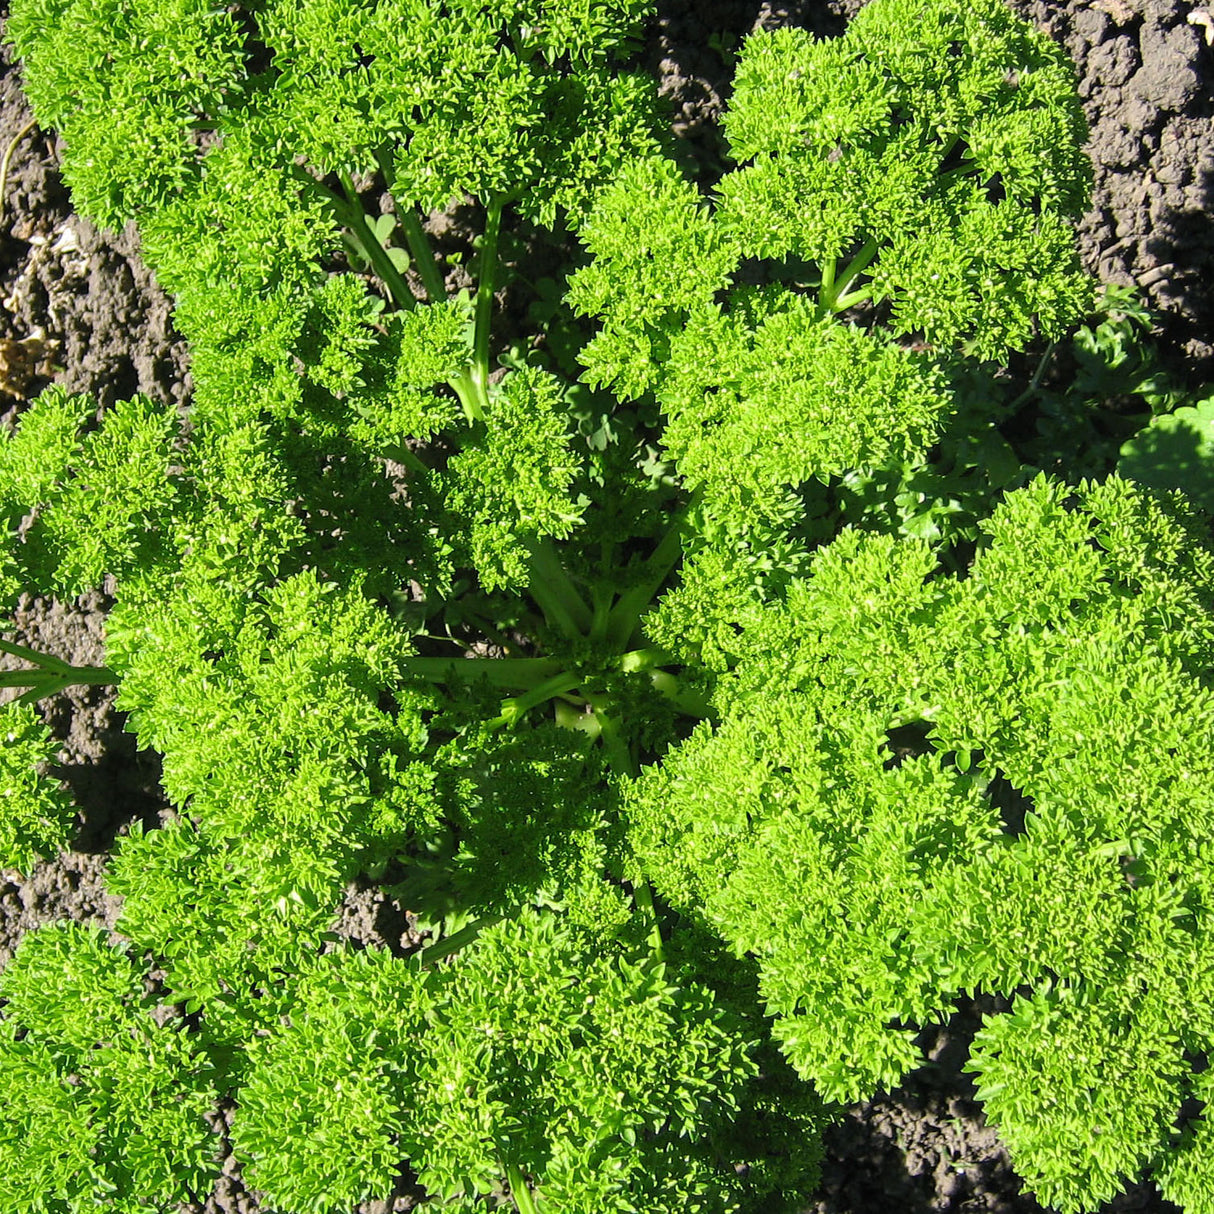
448, 368, 486, 422
935, 163, 976, 190
822, 237, 879, 311
604, 518, 685, 649
554, 698, 601, 736
583, 687, 666, 962
819, 256, 836, 302
506, 1162, 540, 1214
527, 538, 594, 640
589, 584, 613, 643
616, 649, 713, 718
372, 144, 398, 192
439, 196, 509, 422
0, 639, 117, 704
831, 285, 873, 311
835, 237, 880, 291
1005, 340, 1059, 411
0, 638, 115, 680
370, 146, 448, 302
470, 194, 507, 409
0, 666, 115, 689
398, 208, 449, 304
647, 669, 714, 719
489, 671, 583, 729
578, 684, 664, 963
460, 610, 529, 658
631, 876, 665, 963
417, 913, 506, 966
615, 646, 675, 674
400, 654, 564, 690
0, 672, 117, 706
394, 444, 430, 476
335, 170, 416, 311
585, 695, 636, 779
936, 133, 964, 160
577, 688, 677, 990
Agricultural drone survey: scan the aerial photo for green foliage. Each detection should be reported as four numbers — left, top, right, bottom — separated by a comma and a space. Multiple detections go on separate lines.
108, 569, 418, 864
968, 983, 1187, 1213
234, 911, 780, 1213
0, 924, 218, 1212
660, 293, 953, 517
351, 297, 473, 449
630, 475, 1214, 1208
445, 367, 584, 589
2, 0, 1208, 1211
5, 0, 245, 230
571, 0, 1093, 395
0, 700, 73, 872
8, 0, 660, 237
1119, 394, 1214, 514
231, 947, 422, 1212
107, 817, 347, 1040
0, 387, 180, 598
138, 127, 338, 298
566, 155, 739, 399
1155, 1067, 1214, 1214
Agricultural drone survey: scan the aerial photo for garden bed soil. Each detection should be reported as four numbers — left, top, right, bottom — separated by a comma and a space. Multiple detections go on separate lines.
0, 0, 1208, 1209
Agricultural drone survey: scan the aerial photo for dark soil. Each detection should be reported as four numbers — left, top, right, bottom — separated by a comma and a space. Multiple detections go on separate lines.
0, 0, 1208, 1210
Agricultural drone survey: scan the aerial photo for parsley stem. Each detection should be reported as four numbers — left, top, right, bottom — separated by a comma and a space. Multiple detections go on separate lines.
398, 208, 448, 303
820, 255, 836, 300
335, 170, 416, 311
615, 646, 673, 673
823, 237, 879, 311
460, 609, 528, 658
585, 695, 636, 778
616, 649, 714, 718
372, 144, 449, 304
832, 285, 873, 311
449, 369, 486, 422
494, 670, 583, 728
554, 697, 599, 735
527, 537, 594, 639
632, 875, 665, 963
471, 194, 507, 408
0, 665, 115, 687
589, 583, 613, 642
505, 1162, 540, 1214
0, 637, 111, 676
1005, 340, 1059, 411
604, 515, 685, 649
392, 443, 430, 476
417, 913, 505, 965
400, 654, 565, 689
0, 639, 116, 704
647, 669, 714, 719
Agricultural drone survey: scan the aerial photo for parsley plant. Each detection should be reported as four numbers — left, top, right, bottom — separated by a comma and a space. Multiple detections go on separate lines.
1, 1, 1211, 1211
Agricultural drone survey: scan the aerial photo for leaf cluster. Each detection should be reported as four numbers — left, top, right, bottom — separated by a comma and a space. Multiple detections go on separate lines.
0, 699, 73, 875
0, 924, 218, 1212
629, 475, 1214, 1210
234, 911, 779, 1213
